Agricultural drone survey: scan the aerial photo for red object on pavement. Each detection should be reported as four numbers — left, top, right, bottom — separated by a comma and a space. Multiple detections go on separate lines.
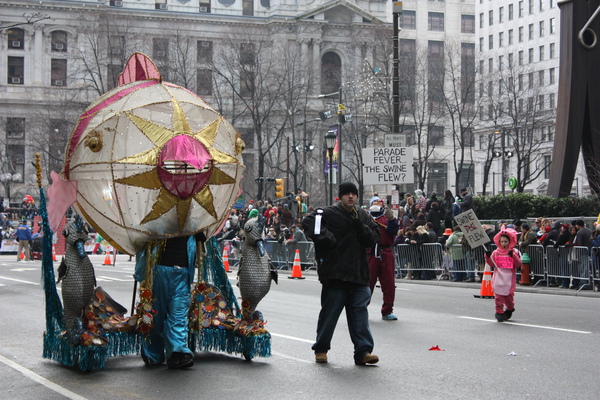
429, 345, 444, 351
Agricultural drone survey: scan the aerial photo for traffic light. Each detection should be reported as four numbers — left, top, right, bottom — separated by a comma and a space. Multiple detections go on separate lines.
275, 178, 285, 198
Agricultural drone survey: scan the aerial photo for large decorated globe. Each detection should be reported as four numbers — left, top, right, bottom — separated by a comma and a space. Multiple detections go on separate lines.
60, 53, 245, 255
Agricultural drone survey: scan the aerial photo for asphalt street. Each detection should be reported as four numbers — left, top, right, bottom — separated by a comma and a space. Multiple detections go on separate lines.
1, 254, 599, 400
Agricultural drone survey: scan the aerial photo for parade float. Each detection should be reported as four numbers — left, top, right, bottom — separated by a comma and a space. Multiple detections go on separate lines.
41, 53, 271, 371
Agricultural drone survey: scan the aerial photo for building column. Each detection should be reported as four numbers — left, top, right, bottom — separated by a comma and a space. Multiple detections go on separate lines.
312, 39, 321, 95
32, 25, 44, 84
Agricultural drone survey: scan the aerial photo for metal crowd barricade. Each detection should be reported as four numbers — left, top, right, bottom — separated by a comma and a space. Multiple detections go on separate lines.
544, 245, 569, 286
263, 239, 287, 269
469, 245, 488, 278
532, 245, 593, 291
218, 239, 316, 271
566, 246, 592, 291
283, 240, 317, 270
528, 244, 546, 285
422, 243, 444, 279
393, 243, 443, 280
393, 243, 410, 278
445, 244, 472, 281
592, 247, 600, 289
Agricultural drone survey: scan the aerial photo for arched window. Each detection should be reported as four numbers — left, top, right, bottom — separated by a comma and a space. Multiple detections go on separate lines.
51, 31, 68, 52
321, 52, 341, 95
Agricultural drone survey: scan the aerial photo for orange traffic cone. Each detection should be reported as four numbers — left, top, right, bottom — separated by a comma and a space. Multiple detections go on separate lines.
474, 262, 494, 298
103, 247, 112, 266
223, 248, 230, 272
288, 249, 305, 279
52, 243, 57, 262
20, 248, 25, 260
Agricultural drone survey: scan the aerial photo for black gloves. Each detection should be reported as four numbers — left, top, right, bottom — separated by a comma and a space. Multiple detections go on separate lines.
351, 217, 364, 231
508, 250, 513, 257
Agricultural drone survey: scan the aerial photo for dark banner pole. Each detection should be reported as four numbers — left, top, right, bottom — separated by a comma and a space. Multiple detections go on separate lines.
392, 2, 402, 135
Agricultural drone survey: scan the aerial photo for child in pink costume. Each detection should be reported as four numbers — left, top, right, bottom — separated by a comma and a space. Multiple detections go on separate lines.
485, 228, 521, 322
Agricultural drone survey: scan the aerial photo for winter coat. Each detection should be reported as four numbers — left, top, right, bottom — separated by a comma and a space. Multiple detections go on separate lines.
446, 232, 465, 260
519, 229, 538, 254
15, 223, 33, 241
542, 221, 561, 247
460, 193, 475, 212
440, 198, 454, 221
426, 207, 444, 235
574, 226, 593, 249
372, 215, 399, 248
302, 202, 380, 286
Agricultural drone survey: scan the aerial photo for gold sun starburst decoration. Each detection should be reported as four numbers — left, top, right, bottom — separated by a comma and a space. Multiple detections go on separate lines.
113, 96, 242, 232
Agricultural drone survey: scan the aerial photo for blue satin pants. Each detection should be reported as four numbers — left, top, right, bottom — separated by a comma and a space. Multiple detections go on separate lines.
141, 264, 193, 364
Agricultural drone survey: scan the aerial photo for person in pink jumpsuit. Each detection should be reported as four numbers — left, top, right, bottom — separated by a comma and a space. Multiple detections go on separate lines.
485, 228, 522, 322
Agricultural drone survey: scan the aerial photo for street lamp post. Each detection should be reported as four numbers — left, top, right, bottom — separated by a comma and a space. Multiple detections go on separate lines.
293, 139, 315, 191
392, 2, 402, 136
295, 117, 321, 194
0, 172, 22, 204
319, 88, 344, 185
337, 87, 343, 185
325, 130, 337, 206
494, 129, 507, 196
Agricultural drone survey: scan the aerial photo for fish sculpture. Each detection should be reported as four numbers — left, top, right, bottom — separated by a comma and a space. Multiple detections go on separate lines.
56, 215, 96, 344
237, 215, 276, 321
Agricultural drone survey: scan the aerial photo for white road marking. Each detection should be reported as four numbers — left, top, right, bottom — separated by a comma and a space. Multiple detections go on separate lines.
0, 354, 89, 400
459, 316, 592, 334
96, 276, 130, 282
271, 351, 313, 364
10, 268, 38, 272
0, 275, 39, 285
271, 332, 314, 344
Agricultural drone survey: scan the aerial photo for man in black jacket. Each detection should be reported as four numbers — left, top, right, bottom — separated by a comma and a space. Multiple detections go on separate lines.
302, 182, 380, 366
569, 220, 593, 289
459, 188, 474, 213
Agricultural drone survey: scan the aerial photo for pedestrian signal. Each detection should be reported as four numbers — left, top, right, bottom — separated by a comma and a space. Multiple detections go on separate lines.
275, 178, 285, 198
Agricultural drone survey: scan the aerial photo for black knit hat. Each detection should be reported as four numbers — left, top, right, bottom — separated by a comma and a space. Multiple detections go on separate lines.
338, 181, 358, 198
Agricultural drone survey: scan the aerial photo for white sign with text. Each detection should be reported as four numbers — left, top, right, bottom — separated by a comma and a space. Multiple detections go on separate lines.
362, 147, 414, 184
384, 133, 407, 148
454, 209, 490, 249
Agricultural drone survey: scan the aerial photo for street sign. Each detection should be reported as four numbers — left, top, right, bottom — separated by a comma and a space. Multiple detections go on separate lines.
393, 2, 403, 13
233, 194, 245, 209
391, 189, 399, 205
384, 133, 407, 147
454, 209, 490, 249
362, 147, 414, 185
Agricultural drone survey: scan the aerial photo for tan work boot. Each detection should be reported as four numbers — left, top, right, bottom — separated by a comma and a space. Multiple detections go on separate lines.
315, 353, 328, 363
356, 353, 379, 365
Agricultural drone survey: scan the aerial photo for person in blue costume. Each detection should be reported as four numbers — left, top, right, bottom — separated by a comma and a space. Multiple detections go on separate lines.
134, 232, 205, 369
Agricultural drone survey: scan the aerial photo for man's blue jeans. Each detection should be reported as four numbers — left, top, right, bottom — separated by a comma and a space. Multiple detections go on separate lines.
312, 283, 374, 363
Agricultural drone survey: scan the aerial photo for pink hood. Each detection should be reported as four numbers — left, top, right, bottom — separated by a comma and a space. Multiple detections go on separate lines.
493, 227, 518, 255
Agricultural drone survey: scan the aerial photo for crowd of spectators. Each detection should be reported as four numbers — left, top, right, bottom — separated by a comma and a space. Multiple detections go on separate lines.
215, 190, 312, 267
